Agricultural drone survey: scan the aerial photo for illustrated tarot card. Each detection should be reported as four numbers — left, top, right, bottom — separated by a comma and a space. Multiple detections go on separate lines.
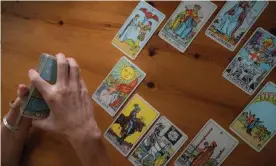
159, 1, 217, 53
206, 1, 268, 51
230, 82, 276, 152
222, 28, 276, 95
21, 53, 57, 119
112, 1, 165, 60
175, 119, 239, 166
129, 116, 188, 166
104, 94, 160, 156
92, 57, 146, 116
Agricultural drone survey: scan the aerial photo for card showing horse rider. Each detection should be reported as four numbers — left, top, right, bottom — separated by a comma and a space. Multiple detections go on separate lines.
104, 94, 160, 157
206, 1, 268, 51
112, 1, 165, 60
129, 116, 188, 166
175, 119, 239, 166
222, 28, 276, 95
230, 82, 276, 152
92, 57, 146, 116
159, 1, 217, 53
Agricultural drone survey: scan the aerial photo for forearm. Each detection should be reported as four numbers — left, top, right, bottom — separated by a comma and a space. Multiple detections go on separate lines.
1, 103, 30, 166
67, 123, 111, 166
1, 125, 22, 166
71, 138, 111, 166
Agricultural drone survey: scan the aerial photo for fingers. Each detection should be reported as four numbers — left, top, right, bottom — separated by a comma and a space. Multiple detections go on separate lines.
67, 58, 80, 83
17, 84, 29, 101
12, 97, 21, 108
4, 97, 21, 126
56, 53, 69, 85
19, 117, 32, 132
28, 69, 51, 97
80, 78, 88, 94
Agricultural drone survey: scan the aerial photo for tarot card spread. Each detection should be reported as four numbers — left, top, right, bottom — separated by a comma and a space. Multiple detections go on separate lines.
159, 1, 217, 53
230, 82, 276, 152
112, 1, 165, 60
206, 1, 268, 51
129, 116, 188, 166
175, 119, 238, 166
104, 94, 160, 157
223, 28, 276, 95
92, 57, 146, 116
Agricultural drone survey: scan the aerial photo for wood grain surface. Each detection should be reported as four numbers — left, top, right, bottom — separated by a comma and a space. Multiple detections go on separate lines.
2, 1, 276, 166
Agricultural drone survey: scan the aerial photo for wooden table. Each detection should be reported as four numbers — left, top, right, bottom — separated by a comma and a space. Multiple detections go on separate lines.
2, 1, 276, 166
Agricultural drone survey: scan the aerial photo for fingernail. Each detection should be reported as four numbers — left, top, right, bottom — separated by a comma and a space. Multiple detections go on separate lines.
29, 69, 34, 74
20, 87, 28, 94
56, 53, 65, 57
18, 84, 24, 88
28, 69, 37, 78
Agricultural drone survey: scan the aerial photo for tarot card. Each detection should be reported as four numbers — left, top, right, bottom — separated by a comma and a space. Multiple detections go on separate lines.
104, 94, 160, 156
92, 57, 146, 116
230, 82, 276, 152
112, 1, 165, 60
206, 1, 268, 51
159, 1, 217, 53
21, 54, 57, 119
222, 28, 276, 95
175, 119, 239, 166
129, 116, 188, 166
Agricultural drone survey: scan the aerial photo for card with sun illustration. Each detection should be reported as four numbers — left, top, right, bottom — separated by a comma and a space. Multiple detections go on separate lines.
112, 1, 165, 60
92, 57, 146, 116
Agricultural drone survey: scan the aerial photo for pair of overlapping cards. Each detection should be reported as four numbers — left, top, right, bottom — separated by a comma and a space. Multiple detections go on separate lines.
92, 1, 276, 166
112, 1, 275, 96
97, 91, 241, 166
95, 76, 276, 166
111, 1, 217, 60
111, 1, 269, 54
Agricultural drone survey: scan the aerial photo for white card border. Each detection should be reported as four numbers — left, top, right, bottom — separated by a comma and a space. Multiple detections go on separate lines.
230, 81, 276, 152
174, 119, 239, 166
104, 94, 160, 157
111, 1, 166, 60
205, 1, 269, 51
222, 27, 276, 95
128, 116, 188, 166
158, 1, 217, 53
92, 56, 146, 116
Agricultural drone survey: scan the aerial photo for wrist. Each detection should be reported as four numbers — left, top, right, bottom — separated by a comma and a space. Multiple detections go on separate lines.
65, 120, 102, 145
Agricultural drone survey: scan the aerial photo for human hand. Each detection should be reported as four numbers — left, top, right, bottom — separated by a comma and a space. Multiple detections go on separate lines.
28, 53, 101, 142
1, 84, 32, 166
3, 84, 32, 136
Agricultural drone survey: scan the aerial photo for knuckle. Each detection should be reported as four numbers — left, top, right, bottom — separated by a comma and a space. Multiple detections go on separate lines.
67, 57, 74, 61
31, 73, 40, 82
82, 88, 88, 95
71, 65, 79, 71
58, 61, 68, 68
58, 87, 68, 94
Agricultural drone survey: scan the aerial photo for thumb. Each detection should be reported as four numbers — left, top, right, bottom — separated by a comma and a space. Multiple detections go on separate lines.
28, 69, 51, 98
32, 119, 52, 131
